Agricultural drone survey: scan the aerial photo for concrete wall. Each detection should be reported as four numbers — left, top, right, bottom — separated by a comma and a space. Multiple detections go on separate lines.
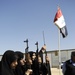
48, 49, 75, 68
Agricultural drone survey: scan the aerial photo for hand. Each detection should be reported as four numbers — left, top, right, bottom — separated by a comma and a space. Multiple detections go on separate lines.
25, 69, 33, 75
42, 45, 46, 50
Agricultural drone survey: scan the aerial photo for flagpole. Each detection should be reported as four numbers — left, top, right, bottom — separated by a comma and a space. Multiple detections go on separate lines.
43, 31, 47, 55
53, 6, 68, 75
58, 29, 61, 75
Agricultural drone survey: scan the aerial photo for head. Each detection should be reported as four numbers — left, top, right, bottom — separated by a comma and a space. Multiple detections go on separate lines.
45, 56, 50, 63
1, 50, 18, 69
38, 56, 42, 63
40, 45, 46, 53
71, 51, 75, 62
28, 58, 32, 65
25, 53, 32, 66
15, 51, 25, 65
32, 52, 36, 60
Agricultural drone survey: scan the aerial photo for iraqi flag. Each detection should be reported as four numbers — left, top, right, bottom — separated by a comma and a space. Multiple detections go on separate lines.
54, 7, 68, 38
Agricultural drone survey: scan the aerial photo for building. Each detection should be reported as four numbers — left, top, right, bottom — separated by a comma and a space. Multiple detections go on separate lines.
46, 49, 75, 68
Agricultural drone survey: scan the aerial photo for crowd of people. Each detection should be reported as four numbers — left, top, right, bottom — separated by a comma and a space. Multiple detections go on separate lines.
1, 46, 75, 75
0, 46, 52, 75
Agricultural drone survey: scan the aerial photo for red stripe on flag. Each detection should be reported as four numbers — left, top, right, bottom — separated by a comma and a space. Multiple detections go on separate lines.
54, 8, 62, 22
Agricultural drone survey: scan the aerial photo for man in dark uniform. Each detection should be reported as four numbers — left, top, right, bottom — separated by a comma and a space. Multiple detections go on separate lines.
62, 51, 75, 75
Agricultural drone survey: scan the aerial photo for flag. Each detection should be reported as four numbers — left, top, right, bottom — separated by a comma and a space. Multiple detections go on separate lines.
54, 7, 68, 38
60, 26, 68, 38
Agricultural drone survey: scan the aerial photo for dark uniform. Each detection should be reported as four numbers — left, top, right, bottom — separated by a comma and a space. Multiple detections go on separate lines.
62, 51, 75, 75
64, 60, 75, 75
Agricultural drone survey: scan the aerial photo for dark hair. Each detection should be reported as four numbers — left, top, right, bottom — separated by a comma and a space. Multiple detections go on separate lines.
2, 50, 18, 65
15, 51, 24, 61
71, 51, 75, 57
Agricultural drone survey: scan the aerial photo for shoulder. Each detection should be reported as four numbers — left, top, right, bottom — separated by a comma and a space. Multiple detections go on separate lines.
65, 59, 72, 65
66, 59, 70, 62
62, 60, 70, 67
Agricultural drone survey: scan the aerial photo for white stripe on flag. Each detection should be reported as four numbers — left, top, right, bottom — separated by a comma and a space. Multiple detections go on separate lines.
54, 16, 66, 28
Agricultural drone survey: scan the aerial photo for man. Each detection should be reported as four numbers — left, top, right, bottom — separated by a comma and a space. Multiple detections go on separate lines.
62, 51, 75, 75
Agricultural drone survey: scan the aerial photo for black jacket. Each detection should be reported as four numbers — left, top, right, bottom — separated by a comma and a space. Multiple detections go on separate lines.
64, 60, 75, 75
44, 62, 51, 75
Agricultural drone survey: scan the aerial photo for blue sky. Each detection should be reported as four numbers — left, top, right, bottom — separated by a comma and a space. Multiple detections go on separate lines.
0, 0, 75, 55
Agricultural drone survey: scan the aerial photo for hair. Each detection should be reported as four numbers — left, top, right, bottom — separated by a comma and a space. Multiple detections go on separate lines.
15, 51, 24, 61
71, 51, 75, 57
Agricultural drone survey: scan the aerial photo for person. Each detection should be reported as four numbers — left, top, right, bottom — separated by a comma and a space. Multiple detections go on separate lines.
30, 52, 38, 75
15, 51, 26, 75
0, 50, 18, 75
45, 56, 51, 75
62, 51, 75, 75
25, 53, 33, 75
39, 45, 46, 63
37, 56, 48, 75
15, 51, 33, 75
0, 61, 1, 75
